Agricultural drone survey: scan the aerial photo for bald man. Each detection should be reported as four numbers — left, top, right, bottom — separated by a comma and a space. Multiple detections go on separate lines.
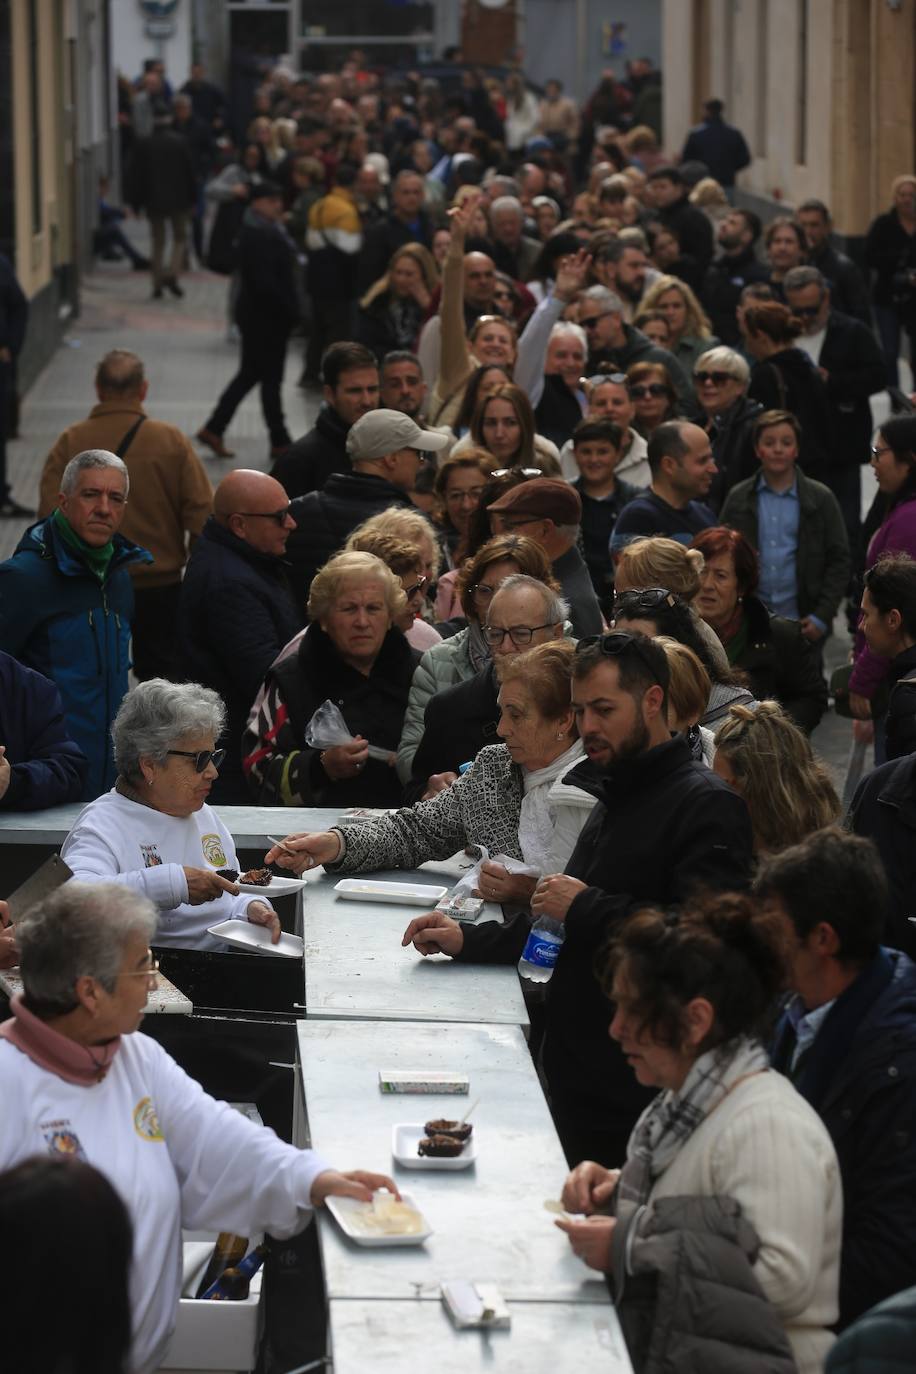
178, 470, 302, 800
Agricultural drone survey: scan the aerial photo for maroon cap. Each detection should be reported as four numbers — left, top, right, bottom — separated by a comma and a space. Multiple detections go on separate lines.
487, 478, 582, 524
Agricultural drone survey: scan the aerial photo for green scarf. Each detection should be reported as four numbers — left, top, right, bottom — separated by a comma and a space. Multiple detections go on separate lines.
51, 508, 115, 583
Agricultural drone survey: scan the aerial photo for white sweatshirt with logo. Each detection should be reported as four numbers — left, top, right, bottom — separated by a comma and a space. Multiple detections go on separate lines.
61, 790, 266, 950
0, 1032, 333, 1374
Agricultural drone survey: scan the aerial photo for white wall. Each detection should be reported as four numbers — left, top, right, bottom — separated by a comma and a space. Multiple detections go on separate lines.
110, 0, 192, 90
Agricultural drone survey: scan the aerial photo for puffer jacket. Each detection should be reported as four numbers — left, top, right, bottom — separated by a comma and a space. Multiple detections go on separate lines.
0, 518, 151, 800
612, 1194, 797, 1374
396, 625, 480, 782
827, 1287, 916, 1373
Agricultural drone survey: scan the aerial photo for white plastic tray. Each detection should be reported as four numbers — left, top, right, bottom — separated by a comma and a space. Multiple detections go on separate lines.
234, 872, 309, 896
392, 1122, 477, 1171
207, 919, 304, 959
333, 879, 447, 906
326, 1190, 432, 1247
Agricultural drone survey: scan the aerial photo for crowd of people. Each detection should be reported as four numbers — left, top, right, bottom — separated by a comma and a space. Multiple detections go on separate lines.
2, 46, 916, 1374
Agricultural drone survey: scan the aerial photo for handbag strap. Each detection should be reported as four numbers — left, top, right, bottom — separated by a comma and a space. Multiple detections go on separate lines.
115, 414, 146, 460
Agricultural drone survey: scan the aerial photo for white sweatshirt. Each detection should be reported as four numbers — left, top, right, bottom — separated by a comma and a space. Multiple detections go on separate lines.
0, 1033, 333, 1374
61, 790, 267, 951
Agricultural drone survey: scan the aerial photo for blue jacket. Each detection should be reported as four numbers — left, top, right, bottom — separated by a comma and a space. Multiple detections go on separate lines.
827, 1286, 916, 1373
0, 650, 87, 809
0, 518, 151, 800
772, 949, 916, 1328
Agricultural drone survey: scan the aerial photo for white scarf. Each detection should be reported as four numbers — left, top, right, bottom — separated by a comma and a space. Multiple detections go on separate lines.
517, 739, 584, 870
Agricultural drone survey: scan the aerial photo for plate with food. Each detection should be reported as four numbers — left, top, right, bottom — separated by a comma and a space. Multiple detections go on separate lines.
219, 866, 310, 896
333, 879, 448, 906
392, 1120, 477, 1171
207, 919, 304, 959
326, 1189, 432, 1247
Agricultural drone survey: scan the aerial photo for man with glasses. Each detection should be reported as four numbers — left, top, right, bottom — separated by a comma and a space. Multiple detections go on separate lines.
285, 409, 448, 608
487, 479, 604, 636
439, 631, 753, 1165
611, 420, 717, 552
178, 470, 302, 801
407, 575, 568, 801
578, 285, 694, 413
783, 265, 885, 550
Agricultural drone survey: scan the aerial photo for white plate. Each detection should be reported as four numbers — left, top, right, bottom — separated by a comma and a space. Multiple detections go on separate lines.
207, 919, 304, 959
334, 879, 448, 906
233, 872, 310, 896
392, 1122, 477, 1171
326, 1190, 432, 1247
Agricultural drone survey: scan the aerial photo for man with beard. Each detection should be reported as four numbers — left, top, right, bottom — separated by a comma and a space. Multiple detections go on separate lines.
402, 632, 753, 1165
701, 207, 770, 345
590, 238, 651, 322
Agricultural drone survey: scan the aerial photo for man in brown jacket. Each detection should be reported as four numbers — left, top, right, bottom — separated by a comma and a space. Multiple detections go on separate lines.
38, 349, 212, 680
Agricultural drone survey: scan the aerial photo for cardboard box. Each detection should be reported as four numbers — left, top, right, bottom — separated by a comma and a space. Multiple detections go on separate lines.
158, 1234, 264, 1373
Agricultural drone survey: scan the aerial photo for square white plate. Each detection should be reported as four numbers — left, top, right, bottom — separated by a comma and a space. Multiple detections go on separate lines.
233, 872, 309, 896
334, 879, 447, 906
207, 919, 304, 959
392, 1122, 477, 1171
326, 1190, 432, 1247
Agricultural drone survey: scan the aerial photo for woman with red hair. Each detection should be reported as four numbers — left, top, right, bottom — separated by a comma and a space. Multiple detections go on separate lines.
691, 526, 827, 733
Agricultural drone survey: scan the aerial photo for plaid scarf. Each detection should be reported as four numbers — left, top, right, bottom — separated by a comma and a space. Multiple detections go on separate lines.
616, 1036, 770, 1209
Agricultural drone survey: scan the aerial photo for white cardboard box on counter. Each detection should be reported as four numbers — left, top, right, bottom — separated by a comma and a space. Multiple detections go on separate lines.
158, 1235, 264, 1373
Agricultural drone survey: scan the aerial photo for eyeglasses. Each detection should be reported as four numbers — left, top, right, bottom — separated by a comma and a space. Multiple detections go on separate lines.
579, 312, 613, 330
237, 508, 292, 525
471, 581, 503, 601
629, 383, 669, 399
613, 587, 676, 613
484, 621, 557, 647
491, 467, 542, 478
870, 445, 892, 458
120, 950, 160, 980
792, 304, 823, 319
166, 748, 227, 773
694, 370, 735, 386
575, 630, 664, 686
403, 574, 427, 598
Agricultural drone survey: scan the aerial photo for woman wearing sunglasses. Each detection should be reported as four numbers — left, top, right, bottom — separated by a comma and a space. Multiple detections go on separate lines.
626, 361, 679, 442
692, 344, 762, 508
61, 680, 281, 951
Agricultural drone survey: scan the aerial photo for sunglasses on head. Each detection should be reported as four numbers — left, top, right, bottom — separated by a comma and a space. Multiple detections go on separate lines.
694, 370, 735, 386
613, 586, 676, 614
589, 372, 627, 387
575, 630, 664, 686
629, 383, 669, 399
166, 748, 227, 773
491, 467, 542, 478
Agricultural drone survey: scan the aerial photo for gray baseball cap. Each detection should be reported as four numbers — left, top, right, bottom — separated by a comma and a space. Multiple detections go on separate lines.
346, 408, 450, 462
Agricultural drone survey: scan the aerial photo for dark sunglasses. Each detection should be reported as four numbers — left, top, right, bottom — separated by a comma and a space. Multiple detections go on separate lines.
403, 575, 427, 598
167, 748, 227, 773
629, 383, 669, 399
792, 304, 823, 319
579, 312, 613, 329
238, 508, 291, 526
575, 630, 664, 686
694, 370, 735, 386
613, 586, 676, 613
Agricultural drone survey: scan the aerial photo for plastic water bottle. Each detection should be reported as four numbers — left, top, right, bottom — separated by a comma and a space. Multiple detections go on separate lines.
517, 916, 566, 984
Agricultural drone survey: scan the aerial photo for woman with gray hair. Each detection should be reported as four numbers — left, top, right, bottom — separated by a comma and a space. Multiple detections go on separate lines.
61, 679, 280, 950
0, 881, 397, 1374
692, 344, 762, 508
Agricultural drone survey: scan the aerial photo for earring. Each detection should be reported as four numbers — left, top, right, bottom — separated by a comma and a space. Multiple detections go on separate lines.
557, 731, 565, 738
147, 776, 153, 788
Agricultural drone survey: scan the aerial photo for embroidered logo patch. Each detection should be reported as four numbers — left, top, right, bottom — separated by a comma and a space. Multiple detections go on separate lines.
201, 833, 227, 868
42, 1124, 87, 1159
140, 843, 163, 868
133, 1096, 164, 1141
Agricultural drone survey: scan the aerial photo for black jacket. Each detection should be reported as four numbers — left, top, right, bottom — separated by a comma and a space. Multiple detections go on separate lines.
457, 736, 754, 1147
730, 594, 828, 734
658, 194, 715, 275
127, 128, 197, 216
263, 624, 417, 808
357, 211, 434, 293
772, 949, 916, 1328
851, 751, 916, 960
809, 241, 872, 326
572, 476, 640, 606
885, 644, 916, 761
681, 117, 751, 187
285, 471, 415, 611
819, 310, 887, 469
178, 518, 302, 800
706, 394, 764, 509
865, 208, 916, 309
355, 291, 423, 363
272, 405, 351, 500
405, 663, 501, 803
701, 247, 771, 347
235, 210, 301, 333
553, 545, 604, 637
0, 650, 87, 810
0, 254, 28, 355
535, 373, 586, 451
747, 347, 833, 479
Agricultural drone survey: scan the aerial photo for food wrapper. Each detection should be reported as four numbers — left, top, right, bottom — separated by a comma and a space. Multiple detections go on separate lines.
304, 699, 391, 762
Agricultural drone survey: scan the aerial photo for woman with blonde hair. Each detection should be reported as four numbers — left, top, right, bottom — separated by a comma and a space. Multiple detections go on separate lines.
356, 242, 439, 362
689, 176, 730, 226
638, 274, 719, 375
344, 506, 442, 584
613, 536, 729, 672
655, 635, 715, 765
713, 701, 841, 854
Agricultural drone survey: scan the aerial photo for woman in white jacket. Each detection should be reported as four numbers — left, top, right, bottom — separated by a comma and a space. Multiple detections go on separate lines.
267, 640, 598, 909
0, 882, 395, 1374
62, 680, 279, 952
